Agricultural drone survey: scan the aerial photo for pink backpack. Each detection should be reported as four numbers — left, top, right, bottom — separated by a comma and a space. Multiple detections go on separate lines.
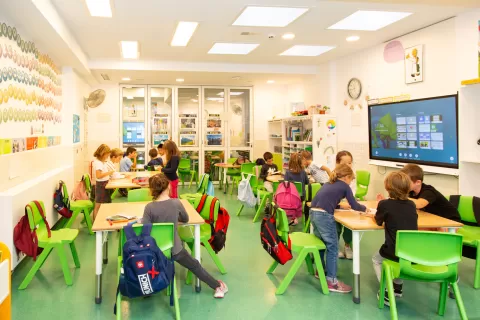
274, 181, 302, 219
72, 177, 89, 201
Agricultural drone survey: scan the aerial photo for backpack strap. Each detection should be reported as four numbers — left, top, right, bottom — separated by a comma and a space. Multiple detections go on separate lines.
195, 194, 208, 213
140, 223, 152, 237
32, 200, 51, 238
207, 197, 218, 225
123, 223, 137, 240
59, 180, 71, 208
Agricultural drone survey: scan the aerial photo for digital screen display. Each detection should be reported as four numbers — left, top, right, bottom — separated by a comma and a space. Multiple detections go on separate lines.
122, 122, 145, 146
369, 95, 458, 168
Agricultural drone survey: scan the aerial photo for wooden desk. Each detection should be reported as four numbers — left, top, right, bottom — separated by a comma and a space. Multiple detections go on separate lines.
266, 174, 284, 183
106, 171, 161, 190
214, 163, 241, 194
330, 200, 463, 304
92, 199, 204, 304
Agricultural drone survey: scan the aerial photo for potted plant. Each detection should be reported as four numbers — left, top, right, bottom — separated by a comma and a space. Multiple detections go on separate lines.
320, 106, 330, 114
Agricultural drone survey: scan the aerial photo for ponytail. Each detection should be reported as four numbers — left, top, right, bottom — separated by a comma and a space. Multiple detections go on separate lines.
330, 164, 354, 183
329, 170, 338, 184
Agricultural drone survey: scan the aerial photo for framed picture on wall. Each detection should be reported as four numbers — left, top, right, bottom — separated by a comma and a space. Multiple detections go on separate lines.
206, 133, 223, 146
179, 134, 196, 146
180, 117, 196, 129
404, 45, 423, 84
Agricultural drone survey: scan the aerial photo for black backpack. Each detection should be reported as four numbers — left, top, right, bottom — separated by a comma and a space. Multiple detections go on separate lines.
260, 204, 292, 265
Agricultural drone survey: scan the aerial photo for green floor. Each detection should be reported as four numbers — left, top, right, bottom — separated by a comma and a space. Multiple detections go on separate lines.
11, 185, 480, 320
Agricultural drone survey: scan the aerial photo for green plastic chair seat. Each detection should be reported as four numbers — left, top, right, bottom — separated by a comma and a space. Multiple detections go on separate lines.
70, 200, 94, 209
458, 225, 480, 246
178, 224, 211, 242
38, 229, 79, 245
383, 260, 451, 281
289, 232, 326, 252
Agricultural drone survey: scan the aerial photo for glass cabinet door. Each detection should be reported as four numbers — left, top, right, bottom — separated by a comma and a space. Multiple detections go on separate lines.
121, 86, 146, 165
228, 88, 251, 148
177, 87, 200, 148
149, 86, 173, 150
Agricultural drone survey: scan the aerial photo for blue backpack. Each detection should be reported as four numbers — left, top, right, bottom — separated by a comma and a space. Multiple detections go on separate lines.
115, 223, 175, 313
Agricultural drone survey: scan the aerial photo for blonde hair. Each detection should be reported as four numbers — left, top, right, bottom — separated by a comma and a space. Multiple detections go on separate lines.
163, 140, 180, 161
384, 172, 411, 200
330, 164, 354, 183
110, 148, 123, 158
94, 144, 111, 160
288, 153, 303, 173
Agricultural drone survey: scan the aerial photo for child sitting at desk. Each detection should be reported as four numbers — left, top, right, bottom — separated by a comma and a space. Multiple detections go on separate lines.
310, 164, 367, 293
120, 147, 137, 172
106, 148, 123, 174
145, 148, 163, 170
371, 171, 418, 306
259, 152, 279, 192
142, 174, 228, 298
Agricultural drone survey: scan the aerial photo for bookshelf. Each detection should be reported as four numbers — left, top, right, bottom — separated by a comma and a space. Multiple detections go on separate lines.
268, 120, 283, 170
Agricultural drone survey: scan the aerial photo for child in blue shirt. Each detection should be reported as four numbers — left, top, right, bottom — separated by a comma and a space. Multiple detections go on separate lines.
145, 148, 163, 170
310, 164, 368, 293
120, 147, 137, 172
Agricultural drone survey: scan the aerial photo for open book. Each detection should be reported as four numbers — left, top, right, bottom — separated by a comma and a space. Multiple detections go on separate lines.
106, 214, 138, 222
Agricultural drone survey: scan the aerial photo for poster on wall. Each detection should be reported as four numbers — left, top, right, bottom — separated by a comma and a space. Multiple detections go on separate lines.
153, 133, 169, 145
180, 117, 196, 129
73, 114, 80, 143
404, 45, 423, 84
12, 138, 25, 153
0, 139, 12, 155
26, 137, 38, 150
179, 133, 196, 146
206, 133, 223, 146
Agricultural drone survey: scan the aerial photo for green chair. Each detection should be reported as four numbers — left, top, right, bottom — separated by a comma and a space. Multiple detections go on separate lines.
452, 196, 480, 289
304, 183, 322, 233
236, 173, 272, 223
231, 163, 256, 195
178, 195, 226, 284
117, 223, 180, 320
19, 201, 80, 289
179, 174, 210, 205
379, 231, 467, 320
64, 174, 94, 235
225, 158, 241, 193
178, 158, 197, 187
266, 206, 329, 295
127, 188, 153, 202
355, 170, 370, 200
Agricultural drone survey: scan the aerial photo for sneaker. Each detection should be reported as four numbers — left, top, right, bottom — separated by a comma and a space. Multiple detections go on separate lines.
214, 280, 228, 298
377, 290, 390, 307
393, 283, 403, 298
344, 245, 353, 260
327, 279, 352, 293
338, 251, 345, 259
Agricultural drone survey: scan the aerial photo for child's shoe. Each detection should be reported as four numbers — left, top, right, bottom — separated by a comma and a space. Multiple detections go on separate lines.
344, 245, 353, 260
327, 279, 352, 293
214, 280, 228, 298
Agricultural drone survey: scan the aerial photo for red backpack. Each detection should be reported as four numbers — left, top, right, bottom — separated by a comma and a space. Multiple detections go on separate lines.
260, 204, 292, 265
14, 201, 51, 261
274, 181, 302, 219
196, 195, 230, 253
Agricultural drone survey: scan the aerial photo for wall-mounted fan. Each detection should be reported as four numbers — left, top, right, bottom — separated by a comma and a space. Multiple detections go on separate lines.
84, 89, 106, 109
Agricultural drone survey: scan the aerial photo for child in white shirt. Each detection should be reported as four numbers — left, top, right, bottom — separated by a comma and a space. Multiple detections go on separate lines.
301, 151, 331, 184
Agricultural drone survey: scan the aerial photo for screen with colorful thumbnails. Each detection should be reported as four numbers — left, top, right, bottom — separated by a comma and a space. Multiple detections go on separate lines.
368, 94, 458, 169
122, 122, 145, 146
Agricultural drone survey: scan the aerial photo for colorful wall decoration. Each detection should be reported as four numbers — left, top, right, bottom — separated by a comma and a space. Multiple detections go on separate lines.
73, 114, 80, 143
0, 21, 62, 155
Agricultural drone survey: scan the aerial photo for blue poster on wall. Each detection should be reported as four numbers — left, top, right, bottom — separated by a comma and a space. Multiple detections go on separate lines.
73, 114, 80, 143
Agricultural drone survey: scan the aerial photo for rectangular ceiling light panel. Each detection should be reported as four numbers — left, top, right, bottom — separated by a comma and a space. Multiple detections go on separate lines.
208, 43, 259, 55
328, 10, 412, 31
121, 41, 139, 59
85, 0, 112, 17
233, 6, 309, 27
280, 45, 335, 57
171, 21, 199, 46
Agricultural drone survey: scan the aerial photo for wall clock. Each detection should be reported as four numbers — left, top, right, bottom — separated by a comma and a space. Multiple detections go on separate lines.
347, 78, 362, 100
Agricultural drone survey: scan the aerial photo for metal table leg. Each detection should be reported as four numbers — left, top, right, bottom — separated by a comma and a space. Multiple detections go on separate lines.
95, 231, 103, 304
194, 224, 202, 292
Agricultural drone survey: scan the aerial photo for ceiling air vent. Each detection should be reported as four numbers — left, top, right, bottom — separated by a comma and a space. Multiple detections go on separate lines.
240, 32, 260, 36
100, 73, 110, 81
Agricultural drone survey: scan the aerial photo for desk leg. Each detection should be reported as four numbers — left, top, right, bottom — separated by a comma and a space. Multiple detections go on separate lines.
352, 231, 362, 304
194, 224, 202, 292
103, 232, 108, 264
95, 231, 103, 304
223, 167, 228, 194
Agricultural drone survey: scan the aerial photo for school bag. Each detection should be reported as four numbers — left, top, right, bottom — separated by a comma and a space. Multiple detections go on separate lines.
274, 181, 302, 219
115, 223, 175, 314
260, 204, 292, 265
53, 180, 73, 218
71, 176, 89, 201
196, 194, 230, 253
237, 174, 256, 208
14, 201, 51, 261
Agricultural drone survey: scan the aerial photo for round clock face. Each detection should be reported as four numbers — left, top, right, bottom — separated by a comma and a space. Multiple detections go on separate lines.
347, 78, 362, 100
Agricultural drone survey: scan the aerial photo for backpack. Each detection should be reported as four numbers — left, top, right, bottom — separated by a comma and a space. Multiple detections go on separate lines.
53, 181, 73, 218
274, 181, 302, 219
260, 204, 292, 265
237, 174, 256, 208
116, 223, 174, 312
71, 176, 89, 201
196, 195, 230, 253
14, 201, 51, 261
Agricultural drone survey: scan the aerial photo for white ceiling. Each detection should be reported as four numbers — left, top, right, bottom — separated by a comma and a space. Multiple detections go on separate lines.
51, 0, 470, 66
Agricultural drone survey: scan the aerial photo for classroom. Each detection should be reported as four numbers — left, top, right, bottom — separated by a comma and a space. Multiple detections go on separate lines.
0, 0, 479, 319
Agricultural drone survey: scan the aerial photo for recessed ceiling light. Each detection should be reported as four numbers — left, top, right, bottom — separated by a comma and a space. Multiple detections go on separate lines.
233, 6, 309, 27
208, 43, 259, 55
207, 97, 224, 102
176, 78, 185, 82
280, 45, 335, 57
346, 36, 360, 42
85, 0, 112, 17
282, 33, 296, 40
171, 21, 199, 46
121, 77, 131, 81
267, 80, 275, 84
217, 92, 244, 96
328, 10, 412, 31
120, 41, 139, 59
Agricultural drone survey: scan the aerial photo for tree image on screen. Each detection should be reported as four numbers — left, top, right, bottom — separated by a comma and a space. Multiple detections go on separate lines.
372, 113, 397, 149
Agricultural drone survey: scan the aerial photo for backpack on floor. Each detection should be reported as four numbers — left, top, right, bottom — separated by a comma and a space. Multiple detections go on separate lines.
237, 174, 256, 208
274, 181, 302, 219
53, 180, 73, 218
196, 195, 230, 253
71, 176, 89, 201
260, 204, 292, 265
116, 223, 174, 313
14, 201, 51, 261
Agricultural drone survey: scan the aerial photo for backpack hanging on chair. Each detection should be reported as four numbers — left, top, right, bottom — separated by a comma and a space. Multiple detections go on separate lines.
72, 176, 89, 201
196, 195, 230, 253
260, 204, 292, 265
53, 180, 73, 218
274, 181, 302, 219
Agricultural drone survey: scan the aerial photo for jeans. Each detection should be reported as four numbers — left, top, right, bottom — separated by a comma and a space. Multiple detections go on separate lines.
310, 209, 338, 282
372, 252, 403, 285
